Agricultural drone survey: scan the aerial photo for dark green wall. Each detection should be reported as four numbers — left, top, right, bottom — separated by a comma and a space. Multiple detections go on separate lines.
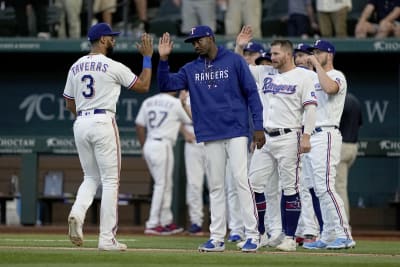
0, 50, 399, 209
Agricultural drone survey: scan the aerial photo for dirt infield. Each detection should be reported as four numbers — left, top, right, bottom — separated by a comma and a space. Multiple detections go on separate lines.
1, 225, 399, 241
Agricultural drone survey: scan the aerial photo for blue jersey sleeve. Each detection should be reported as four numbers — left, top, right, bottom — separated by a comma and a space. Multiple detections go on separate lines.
157, 60, 188, 92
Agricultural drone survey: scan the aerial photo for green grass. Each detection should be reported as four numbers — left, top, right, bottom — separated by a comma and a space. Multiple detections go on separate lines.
0, 234, 399, 267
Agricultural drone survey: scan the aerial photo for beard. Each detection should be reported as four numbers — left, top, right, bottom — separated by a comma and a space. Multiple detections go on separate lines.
106, 45, 114, 56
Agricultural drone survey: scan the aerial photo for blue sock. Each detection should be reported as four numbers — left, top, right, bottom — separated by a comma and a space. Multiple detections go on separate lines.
280, 191, 286, 234
282, 193, 301, 237
254, 192, 266, 234
310, 188, 324, 232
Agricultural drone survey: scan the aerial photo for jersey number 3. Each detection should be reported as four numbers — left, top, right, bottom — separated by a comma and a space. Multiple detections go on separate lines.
81, 74, 95, 98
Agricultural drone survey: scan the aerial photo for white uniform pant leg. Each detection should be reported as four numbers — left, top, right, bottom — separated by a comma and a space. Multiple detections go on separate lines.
249, 145, 282, 236
225, 160, 244, 237
297, 154, 320, 237
70, 118, 102, 223
144, 140, 172, 228
95, 117, 121, 242
311, 131, 353, 241
185, 142, 206, 226
204, 140, 228, 241
226, 137, 259, 240
160, 141, 174, 226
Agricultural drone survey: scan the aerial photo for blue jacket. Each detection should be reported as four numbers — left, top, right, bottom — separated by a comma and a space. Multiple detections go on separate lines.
157, 46, 263, 143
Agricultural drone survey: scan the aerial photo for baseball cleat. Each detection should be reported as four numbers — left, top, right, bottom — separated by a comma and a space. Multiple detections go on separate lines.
198, 239, 225, 252
267, 232, 284, 247
98, 239, 127, 251
163, 223, 184, 235
144, 225, 166, 235
259, 233, 269, 247
68, 216, 83, 246
326, 238, 356, 249
303, 239, 328, 249
188, 223, 204, 236
276, 236, 296, 251
241, 238, 259, 252
227, 234, 243, 242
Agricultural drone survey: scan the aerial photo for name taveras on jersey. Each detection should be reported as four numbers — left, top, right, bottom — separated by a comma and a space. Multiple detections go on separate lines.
262, 77, 296, 95
70, 61, 109, 76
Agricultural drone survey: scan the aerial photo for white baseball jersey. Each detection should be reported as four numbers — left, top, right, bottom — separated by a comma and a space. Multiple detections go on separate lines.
135, 93, 192, 144
252, 66, 317, 129
314, 69, 347, 127
63, 54, 137, 113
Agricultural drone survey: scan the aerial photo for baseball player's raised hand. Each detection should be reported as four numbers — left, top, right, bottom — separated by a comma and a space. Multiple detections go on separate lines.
158, 32, 174, 60
236, 25, 253, 49
136, 33, 154, 57
299, 134, 311, 154
253, 130, 266, 149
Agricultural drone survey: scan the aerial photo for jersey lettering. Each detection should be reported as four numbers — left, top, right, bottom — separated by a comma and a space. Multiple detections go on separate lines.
262, 77, 297, 95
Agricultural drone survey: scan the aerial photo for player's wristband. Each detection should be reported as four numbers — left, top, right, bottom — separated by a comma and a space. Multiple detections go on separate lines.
143, 56, 152, 69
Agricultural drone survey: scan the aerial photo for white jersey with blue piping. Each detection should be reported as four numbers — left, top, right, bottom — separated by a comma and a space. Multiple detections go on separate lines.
250, 66, 317, 129
63, 54, 137, 113
314, 69, 347, 127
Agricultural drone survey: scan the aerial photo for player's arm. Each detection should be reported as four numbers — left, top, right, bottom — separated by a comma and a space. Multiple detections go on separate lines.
65, 98, 77, 117
308, 55, 339, 95
179, 90, 192, 119
301, 104, 317, 154
135, 123, 146, 148
131, 33, 154, 93
234, 25, 253, 56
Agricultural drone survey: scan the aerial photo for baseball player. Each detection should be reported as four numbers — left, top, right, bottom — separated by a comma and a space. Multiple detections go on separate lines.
303, 40, 355, 250
179, 92, 208, 236
63, 22, 153, 251
157, 25, 265, 253
235, 26, 283, 249
293, 43, 324, 245
135, 91, 192, 235
240, 36, 318, 251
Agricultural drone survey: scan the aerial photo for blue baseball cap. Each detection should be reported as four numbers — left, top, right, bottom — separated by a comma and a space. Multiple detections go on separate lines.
308, 39, 335, 54
255, 51, 272, 65
244, 42, 265, 54
87, 23, 120, 42
184, 25, 214, 43
294, 43, 312, 55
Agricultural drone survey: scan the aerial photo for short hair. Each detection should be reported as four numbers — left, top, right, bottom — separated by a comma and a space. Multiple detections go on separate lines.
271, 39, 294, 55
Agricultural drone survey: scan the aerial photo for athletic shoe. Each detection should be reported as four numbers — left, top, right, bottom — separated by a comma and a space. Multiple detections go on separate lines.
227, 234, 243, 242
163, 223, 184, 235
260, 233, 269, 247
144, 225, 166, 235
68, 216, 83, 246
98, 239, 127, 251
267, 232, 284, 247
188, 223, 204, 236
236, 240, 246, 249
326, 238, 356, 249
198, 239, 225, 252
276, 236, 296, 251
303, 239, 328, 249
296, 234, 317, 246
241, 238, 259, 252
